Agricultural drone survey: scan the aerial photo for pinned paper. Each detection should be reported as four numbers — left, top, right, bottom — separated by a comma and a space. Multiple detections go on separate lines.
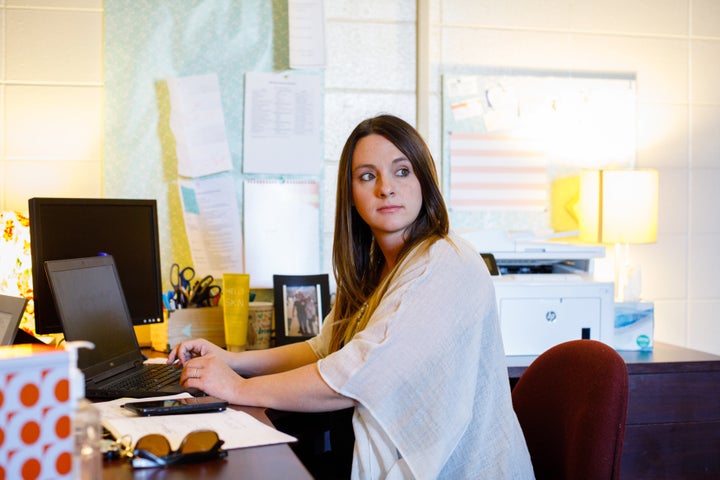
178, 174, 244, 277
289, 0, 326, 69
449, 132, 547, 211
243, 180, 320, 287
451, 97, 485, 122
242, 71, 323, 175
167, 73, 233, 178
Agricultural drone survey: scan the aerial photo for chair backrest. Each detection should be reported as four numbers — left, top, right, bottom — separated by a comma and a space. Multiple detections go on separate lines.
511, 339, 629, 480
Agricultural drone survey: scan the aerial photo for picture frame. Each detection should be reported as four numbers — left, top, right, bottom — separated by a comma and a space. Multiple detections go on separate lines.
273, 274, 331, 346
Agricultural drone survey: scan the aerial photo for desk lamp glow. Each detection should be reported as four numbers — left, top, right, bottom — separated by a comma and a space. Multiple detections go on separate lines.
0, 211, 37, 339
577, 169, 658, 302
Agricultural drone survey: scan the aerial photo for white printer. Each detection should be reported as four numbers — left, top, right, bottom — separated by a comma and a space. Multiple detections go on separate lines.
462, 231, 614, 356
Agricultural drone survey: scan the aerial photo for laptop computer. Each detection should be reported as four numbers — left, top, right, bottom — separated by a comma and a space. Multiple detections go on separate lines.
44, 255, 186, 399
0, 294, 28, 345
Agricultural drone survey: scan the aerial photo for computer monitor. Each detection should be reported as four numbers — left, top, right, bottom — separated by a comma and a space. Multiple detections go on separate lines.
29, 197, 164, 335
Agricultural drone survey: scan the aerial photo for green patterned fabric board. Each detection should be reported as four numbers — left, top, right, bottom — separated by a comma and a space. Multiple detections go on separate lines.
103, 0, 288, 291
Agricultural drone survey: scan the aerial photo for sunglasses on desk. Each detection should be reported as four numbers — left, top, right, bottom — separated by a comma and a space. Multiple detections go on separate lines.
106, 430, 227, 468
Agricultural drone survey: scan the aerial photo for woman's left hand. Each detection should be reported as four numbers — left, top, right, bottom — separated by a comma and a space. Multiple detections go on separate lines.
181, 353, 244, 403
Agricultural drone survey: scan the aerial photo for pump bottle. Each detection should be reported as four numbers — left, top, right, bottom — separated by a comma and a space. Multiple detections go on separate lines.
65, 341, 102, 480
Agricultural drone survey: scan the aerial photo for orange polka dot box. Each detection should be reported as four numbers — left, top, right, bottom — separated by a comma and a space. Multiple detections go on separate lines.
0, 344, 72, 480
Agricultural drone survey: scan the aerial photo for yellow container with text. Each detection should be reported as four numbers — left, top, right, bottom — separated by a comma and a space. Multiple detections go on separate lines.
222, 273, 250, 351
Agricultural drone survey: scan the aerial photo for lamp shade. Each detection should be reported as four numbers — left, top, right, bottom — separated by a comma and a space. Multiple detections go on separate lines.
0, 211, 34, 335
578, 169, 658, 244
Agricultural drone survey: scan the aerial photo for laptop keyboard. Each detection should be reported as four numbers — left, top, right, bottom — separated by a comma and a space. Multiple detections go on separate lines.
106, 364, 182, 391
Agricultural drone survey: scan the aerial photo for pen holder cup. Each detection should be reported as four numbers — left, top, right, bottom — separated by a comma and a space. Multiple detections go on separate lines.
151, 307, 225, 353
247, 302, 273, 350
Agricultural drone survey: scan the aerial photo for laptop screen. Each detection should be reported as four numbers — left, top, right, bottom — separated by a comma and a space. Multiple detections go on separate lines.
44, 256, 144, 376
0, 294, 27, 345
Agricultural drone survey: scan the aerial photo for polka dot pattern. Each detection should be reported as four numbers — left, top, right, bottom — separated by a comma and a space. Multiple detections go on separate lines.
0, 345, 72, 480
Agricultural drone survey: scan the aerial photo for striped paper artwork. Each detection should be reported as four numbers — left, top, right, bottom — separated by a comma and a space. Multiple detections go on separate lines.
449, 132, 548, 211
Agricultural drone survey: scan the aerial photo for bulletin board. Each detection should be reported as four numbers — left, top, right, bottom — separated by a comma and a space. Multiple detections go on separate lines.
103, 1, 324, 290
442, 69, 637, 233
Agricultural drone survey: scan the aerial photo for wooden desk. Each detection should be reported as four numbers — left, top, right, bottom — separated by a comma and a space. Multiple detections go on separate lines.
507, 342, 720, 478
102, 348, 312, 479
102, 405, 312, 479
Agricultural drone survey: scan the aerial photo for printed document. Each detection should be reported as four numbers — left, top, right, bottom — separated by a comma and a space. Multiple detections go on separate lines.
243, 71, 322, 175
178, 174, 244, 276
96, 393, 296, 450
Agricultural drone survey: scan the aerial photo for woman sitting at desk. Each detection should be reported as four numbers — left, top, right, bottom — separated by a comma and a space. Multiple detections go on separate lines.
168, 114, 533, 479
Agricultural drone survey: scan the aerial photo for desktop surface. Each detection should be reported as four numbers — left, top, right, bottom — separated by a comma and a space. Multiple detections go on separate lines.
112, 343, 718, 478
506, 340, 720, 374
102, 404, 312, 479
508, 342, 720, 478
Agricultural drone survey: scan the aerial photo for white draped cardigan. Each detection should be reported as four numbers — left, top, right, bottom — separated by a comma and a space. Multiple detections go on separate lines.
307, 233, 534, 479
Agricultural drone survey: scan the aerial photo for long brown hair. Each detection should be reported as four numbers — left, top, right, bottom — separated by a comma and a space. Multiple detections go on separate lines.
329, 114, 449, 352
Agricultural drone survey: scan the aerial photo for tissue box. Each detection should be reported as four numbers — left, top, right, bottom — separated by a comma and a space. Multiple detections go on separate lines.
151, 307, 225, 353
613, 302, 654, 351
0, 344, 73, 479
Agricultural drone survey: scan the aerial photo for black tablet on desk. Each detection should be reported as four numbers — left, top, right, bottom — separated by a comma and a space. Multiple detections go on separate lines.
123, 396, 228, 416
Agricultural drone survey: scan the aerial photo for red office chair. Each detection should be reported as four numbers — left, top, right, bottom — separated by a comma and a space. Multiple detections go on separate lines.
512, 339, 629, 480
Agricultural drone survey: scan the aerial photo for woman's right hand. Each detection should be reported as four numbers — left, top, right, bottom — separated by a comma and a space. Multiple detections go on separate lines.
167, 338, 229, 366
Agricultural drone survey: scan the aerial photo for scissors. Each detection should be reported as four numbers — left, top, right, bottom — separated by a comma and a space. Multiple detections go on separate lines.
170, 263, 195, 290
190, 275, 222, 307
170, 263, 195, 308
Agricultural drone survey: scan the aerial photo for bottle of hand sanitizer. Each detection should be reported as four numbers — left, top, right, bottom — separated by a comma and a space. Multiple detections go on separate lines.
65, 341, 102, 480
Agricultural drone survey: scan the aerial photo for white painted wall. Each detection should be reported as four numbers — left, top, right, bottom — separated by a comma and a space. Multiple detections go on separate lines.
2, 0, 718, 354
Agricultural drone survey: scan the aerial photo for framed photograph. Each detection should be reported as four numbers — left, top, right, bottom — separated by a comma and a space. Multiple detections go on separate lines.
273, 274, 331, 346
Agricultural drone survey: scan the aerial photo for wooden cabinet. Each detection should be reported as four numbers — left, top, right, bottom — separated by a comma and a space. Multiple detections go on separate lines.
508, 342, 720, 479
